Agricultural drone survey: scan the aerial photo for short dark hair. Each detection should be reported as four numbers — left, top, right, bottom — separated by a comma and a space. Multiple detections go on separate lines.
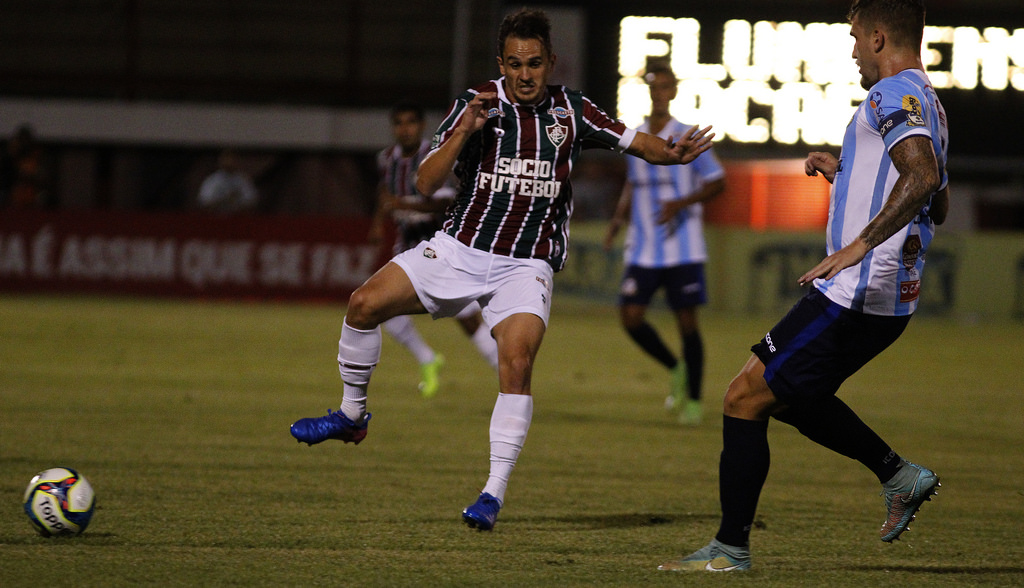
644, 64, 678, 84
497, 8, 552, 58
390, 101, 424, 123
848, 0, 926, 49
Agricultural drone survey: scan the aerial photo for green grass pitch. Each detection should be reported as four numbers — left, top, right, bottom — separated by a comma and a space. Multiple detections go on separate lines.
1, 294, 1022, 586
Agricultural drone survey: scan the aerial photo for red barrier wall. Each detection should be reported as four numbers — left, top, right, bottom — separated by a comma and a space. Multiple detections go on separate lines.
0, 211, 390, 301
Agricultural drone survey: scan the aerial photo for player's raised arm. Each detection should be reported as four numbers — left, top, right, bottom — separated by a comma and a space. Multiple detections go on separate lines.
417, 92, 497, 196
626, 124, 714, 166
798, 135, 941, 286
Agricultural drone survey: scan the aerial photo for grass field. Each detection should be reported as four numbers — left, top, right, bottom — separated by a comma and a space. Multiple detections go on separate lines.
1, 293, 1022, 587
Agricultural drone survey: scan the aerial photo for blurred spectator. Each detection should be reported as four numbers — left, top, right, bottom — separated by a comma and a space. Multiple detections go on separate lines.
197, 149, 258, 213
0, 125, 50, 208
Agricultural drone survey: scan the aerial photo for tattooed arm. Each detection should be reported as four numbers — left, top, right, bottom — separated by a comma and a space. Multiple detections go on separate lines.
798, 136, 941, 286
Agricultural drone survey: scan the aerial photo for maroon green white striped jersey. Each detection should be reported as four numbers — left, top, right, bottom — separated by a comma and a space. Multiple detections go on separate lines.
429, 78, 635, 271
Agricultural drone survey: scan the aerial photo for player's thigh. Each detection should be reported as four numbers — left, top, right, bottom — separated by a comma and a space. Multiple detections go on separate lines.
723, 354, 782, 419
751, 289, 910, 407
347, 262, 427, 327
393, 233, 489, 318
491, 312, 547, 394
482, 258, 553, 329
664, 263, 708, 309
618, 265, 662, 307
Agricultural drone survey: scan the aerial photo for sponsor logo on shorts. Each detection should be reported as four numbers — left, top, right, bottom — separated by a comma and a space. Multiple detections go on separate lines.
765, 332, 777, 353
535, 275, 549, 289
423, 247, 437, 259
621, 277, 638, 297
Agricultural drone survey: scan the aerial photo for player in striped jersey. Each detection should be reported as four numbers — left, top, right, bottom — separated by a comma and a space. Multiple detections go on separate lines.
662, 0, 947, 572
604, 66, 726, 426
367, 102, 499, 398
290, 8, 714, 531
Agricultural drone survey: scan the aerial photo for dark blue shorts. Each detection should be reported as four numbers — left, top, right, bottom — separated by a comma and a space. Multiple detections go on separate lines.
618, 263, 707, 309
751, 288, 911, 406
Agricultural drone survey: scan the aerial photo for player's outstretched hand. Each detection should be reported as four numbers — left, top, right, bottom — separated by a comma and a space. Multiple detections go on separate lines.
798, 238, 869, 286
668, 124, 715, 164
805, 152, 839, 183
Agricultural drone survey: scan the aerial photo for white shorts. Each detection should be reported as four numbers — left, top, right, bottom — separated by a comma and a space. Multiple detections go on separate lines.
392, 232, 554, 328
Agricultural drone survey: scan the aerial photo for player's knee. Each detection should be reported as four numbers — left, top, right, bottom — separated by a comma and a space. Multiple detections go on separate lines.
498, 353, 534, 394
619, 308, 645, 330
723, 369, 775, 419
621, 317, 644, 331
346, 286, 383, 328
722, 378, 745, 415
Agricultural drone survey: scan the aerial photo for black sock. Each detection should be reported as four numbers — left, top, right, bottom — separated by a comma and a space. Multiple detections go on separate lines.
716, 416, 770, 548
625, 322, 677, 369
773, 396, 902, 483
682, 331, 704, 400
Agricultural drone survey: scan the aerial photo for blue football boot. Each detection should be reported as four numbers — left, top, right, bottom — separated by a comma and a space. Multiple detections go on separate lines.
290, 409, 371, 446
462, 492, 501, 531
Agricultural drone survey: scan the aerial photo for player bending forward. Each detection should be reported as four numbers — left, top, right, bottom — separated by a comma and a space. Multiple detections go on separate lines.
289, 8, 713, 531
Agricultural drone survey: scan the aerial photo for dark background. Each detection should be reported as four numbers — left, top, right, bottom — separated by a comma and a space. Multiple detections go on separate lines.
1, 0, 1021, 223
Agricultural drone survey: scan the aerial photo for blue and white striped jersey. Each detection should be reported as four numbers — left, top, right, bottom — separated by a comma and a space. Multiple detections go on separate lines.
816, 68, 949, 316
622, 117, 724, 268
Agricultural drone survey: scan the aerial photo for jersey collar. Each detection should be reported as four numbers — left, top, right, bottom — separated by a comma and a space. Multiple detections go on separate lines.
495, 76, 552, 110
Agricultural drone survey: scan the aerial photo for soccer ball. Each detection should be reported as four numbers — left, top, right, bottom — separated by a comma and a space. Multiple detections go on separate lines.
23, 467, 96, 537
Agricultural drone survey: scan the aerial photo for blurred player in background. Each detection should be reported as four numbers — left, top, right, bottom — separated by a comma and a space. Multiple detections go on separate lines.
368, 102, 499, 397
290, 8, 713, 531
197, 149, 258, 213
660, 0, 948, 572
603, 65, 725, 426
0, 124, 50, 208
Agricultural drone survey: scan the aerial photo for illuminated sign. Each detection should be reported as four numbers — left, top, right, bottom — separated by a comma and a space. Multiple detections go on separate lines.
618, 16, 1024, 145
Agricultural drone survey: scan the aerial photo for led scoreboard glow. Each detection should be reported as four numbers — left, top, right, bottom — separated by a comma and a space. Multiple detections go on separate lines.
618, 16, 1024, 145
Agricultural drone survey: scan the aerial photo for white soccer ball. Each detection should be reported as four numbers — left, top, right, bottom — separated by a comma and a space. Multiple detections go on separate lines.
23, 467, 96, 537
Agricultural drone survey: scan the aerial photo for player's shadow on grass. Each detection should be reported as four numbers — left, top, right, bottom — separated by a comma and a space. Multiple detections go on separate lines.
0, 531, 119, 545
515, 512, 719, 530
844, 564, 1024, 577
541, 409, 712, 431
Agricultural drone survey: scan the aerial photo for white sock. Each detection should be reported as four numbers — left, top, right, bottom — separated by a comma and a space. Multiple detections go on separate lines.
471, 324, 500, 371
383, 315, 435, 365
337, 319, 381, 423
481, 393, 533, 504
